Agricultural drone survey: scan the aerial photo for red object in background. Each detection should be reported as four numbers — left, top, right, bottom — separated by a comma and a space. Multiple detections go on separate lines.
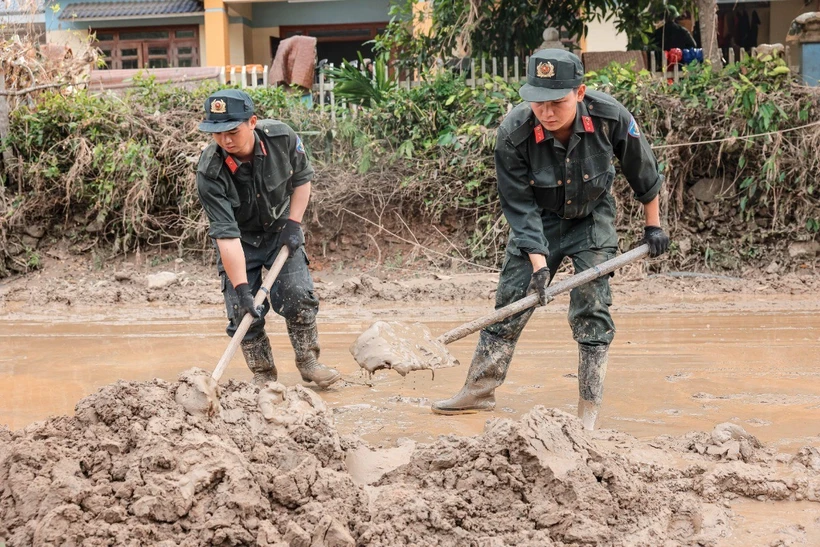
665, 48, 683, 71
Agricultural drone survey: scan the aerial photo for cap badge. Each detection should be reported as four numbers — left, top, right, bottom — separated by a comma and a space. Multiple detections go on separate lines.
536, 61, 555, 79
210, 99, 227, 114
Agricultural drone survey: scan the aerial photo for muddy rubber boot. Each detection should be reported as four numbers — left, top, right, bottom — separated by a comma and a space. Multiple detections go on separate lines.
287, 320, 341, 389
431, 331, 516, 415
577, 344, 609, 431
240, 334, 278, 386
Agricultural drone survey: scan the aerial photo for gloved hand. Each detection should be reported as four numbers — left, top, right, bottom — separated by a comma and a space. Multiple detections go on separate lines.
643, 226, 670, 258
281, 219, 303, 253
234, 283, 262, 321
528, 266, 551, 306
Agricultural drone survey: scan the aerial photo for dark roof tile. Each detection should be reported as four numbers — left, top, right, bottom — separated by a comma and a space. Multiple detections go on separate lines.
58, 0, 203, 20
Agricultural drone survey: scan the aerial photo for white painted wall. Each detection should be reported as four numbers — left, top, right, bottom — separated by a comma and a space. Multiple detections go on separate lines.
199, 24, 207, 66
45, 29, 89, 54
585, 18, 628, 52
229, 23, 246, 65
251, 26, 279, 67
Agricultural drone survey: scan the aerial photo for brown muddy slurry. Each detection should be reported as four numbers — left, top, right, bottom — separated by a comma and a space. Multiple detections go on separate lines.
3, 307, 818, 447
1, 302, 820, 545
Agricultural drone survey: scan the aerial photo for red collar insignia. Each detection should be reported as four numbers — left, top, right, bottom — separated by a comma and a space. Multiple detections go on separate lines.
224, 155, 239, 174
582, 116, 594, 133
259, 141, 267, 156
534, 124, 546, 144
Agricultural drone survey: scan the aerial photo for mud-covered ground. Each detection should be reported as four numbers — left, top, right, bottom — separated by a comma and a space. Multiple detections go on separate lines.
1, 250, 819, 546
1, 244, 819, 316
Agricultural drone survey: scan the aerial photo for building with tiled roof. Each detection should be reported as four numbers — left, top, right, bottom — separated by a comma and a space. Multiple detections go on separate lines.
44, 0, 390, 70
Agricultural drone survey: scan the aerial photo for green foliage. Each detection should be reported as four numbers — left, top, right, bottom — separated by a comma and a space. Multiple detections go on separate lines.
376, 0, 688, 67
4, 78, 315, 255
325, 53, 396, 106
613, 1, 687, 50
3, 50, 819, 274
586, 52, 818, 266
25, 248, 41, 270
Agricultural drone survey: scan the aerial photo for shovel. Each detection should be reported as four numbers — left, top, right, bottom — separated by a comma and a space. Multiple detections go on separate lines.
212, 245, 290, 382
176, 245, 290, 417
349, 244, 650, 376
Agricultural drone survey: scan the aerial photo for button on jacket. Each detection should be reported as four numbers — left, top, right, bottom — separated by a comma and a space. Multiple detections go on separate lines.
495, 89, 663, 256
196, 120, 314, 248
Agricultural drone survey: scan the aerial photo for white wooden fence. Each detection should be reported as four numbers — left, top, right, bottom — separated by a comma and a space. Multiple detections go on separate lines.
219, 65, 269, 88
219, 48, 757, 119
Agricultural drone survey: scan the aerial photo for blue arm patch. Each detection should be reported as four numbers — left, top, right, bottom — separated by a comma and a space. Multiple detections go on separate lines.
628, 116, 641, 138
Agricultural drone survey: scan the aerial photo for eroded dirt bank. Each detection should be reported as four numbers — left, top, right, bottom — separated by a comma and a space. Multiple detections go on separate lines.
2, 377, 820, 547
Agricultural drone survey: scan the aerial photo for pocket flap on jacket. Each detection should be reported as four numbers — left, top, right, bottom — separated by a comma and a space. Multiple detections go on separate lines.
529, 165, 562, 188
264, 162, 292, 192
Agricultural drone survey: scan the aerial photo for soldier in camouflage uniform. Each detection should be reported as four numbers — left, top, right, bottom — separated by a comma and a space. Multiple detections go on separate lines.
196, 89, 340, 389
432, 50, 670, 429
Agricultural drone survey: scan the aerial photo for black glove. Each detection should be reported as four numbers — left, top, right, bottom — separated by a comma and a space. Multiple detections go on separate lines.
528, 266, 551, 306
234, 283, 262, 321
643, 226, 670, 258
281, 219, 303, 253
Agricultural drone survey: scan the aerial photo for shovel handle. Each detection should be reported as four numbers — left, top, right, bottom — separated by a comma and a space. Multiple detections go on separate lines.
438, 244, 650, 346
212, 245, 290, 382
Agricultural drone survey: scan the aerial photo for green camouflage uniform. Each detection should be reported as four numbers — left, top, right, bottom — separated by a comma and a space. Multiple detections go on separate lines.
489, 89, 663, 346
196, 120, 318, 341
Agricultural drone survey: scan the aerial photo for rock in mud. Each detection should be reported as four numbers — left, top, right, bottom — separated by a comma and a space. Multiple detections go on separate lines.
146, 271, 178, 289
690, 422, 764, 463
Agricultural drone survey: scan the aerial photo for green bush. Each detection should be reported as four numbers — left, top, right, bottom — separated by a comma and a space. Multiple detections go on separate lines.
586, 54, 819, 269
2, 56, 818, 275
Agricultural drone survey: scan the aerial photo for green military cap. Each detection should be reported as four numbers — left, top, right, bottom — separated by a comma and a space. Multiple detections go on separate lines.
519, 49, 584, 103
199, 89, 255, 133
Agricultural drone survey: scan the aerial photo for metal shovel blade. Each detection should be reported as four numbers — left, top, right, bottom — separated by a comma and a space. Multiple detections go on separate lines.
349, 320, 458, 376
349, 245, 650, 377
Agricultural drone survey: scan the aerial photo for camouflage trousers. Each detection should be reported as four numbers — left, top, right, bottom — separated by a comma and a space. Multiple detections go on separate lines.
486, 194, 619, 347
216, 231, 318, 341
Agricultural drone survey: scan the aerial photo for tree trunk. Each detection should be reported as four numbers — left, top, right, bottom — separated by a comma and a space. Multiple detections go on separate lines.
697, 0, 721, 66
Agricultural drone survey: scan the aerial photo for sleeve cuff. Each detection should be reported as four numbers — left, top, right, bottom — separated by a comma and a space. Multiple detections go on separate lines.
634, 175, 663, 204
208, 221, 241, 240
512, 236, 550, 257
292, 168, 314, 187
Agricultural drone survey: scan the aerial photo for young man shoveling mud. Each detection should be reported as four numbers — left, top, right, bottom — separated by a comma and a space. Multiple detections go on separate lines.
196, 89, 341, 389
432, 50, 670, 429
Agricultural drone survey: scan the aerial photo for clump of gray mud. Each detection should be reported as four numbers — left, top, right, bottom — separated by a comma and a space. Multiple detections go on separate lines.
1, 374, 819, 546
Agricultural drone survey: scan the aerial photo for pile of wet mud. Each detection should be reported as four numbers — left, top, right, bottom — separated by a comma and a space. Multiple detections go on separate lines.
1, 376, 819, 546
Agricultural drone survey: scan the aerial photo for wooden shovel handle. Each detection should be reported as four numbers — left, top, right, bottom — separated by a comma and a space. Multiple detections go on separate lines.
212, 245, 290, 382
438, 244, 650, 346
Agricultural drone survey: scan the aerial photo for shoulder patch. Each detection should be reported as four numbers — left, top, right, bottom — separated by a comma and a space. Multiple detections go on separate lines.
295, 136, 305, 154
584, 89, 622, 121
507, 121, 533, 147
256, 119, 291, 138
627, 115, 641, 138
500, 102, 536, 147
198, 142, 223, 177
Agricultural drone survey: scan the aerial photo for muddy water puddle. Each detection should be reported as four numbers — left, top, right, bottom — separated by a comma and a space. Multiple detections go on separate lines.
2, 308, 818, 450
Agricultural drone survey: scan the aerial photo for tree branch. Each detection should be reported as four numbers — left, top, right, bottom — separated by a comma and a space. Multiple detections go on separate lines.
0, 81, 74, 97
